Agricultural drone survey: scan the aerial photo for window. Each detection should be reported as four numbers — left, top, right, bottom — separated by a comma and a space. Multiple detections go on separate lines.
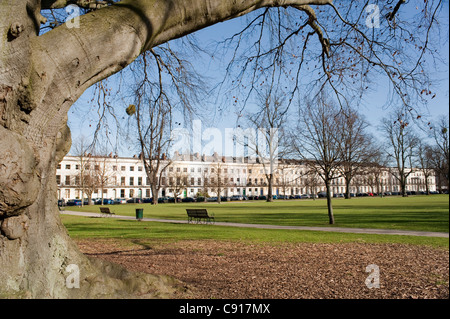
129, 177, 134, 186
130, 166, 134, 171
198, 177, 201, 185
65, 164, 71, 169
183, 167, 188, 172
75, 165, 79, 170
138, 177, 142, 186
65, 176, 71, 186
121, 166, 126, 171
56, 175, 61, 185
113, 165, 117, 171
121, 177, 125, 186
176, 167, 181, 172
138, 166, 143, 171
57, 164, 61, 169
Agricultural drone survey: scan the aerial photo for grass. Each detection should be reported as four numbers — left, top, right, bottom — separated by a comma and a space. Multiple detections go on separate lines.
61, 195, 449, 248
66, 195, 450, 232
61, 214, 449, 248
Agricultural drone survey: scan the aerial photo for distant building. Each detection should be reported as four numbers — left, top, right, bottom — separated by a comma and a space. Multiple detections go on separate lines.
56, 152, 437, 201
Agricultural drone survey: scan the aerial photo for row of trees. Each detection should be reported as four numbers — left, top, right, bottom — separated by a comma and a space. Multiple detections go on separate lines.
124, 89, 448, 226
241, 91, 449, 225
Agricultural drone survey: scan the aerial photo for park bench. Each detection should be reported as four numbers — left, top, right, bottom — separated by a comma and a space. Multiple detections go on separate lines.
99, 207, 115, 217
186, 208, 215, 224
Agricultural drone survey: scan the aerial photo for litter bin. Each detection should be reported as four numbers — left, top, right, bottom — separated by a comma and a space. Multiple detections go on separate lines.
135, 208, 144, 221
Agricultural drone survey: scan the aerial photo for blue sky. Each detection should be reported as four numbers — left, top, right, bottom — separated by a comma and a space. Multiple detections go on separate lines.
67, 2, 449, 157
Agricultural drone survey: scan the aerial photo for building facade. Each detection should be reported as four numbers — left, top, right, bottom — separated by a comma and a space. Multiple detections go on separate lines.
56, 152, 437, 201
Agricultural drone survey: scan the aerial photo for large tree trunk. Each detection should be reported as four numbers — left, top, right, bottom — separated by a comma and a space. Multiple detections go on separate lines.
0, 1, 182, 298
344, 172, 352, 199
151, 184, 159, 205
267, 174, 274, 202
325, 180, 335, 225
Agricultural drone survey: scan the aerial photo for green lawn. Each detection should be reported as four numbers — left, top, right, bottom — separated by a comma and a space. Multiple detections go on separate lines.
61, 195, 449, 248
66, 195, 450, 232
60, 214, 449, 248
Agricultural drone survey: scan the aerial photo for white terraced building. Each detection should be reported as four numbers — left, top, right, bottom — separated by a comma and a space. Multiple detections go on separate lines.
56, 151, 437, 201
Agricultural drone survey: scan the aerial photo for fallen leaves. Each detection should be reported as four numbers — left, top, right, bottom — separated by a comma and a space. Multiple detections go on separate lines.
76, 239, 449, 299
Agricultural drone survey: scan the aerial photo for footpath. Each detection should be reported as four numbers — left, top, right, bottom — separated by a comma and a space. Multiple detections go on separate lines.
62, 210, 449, 238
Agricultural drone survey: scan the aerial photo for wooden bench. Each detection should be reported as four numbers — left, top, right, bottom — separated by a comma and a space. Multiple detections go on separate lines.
99, 207, 115, 217
186, 209, 215, 224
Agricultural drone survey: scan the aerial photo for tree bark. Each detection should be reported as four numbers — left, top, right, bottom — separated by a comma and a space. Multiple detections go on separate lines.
267, 173, 274, 202
325, 180, 335, 225
344, 171, 352, 199
151, 184, 158, 205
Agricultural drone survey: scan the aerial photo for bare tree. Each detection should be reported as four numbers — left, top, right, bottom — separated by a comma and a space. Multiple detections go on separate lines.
301, 165, 321, 199
243, 90, 287, 202
336, 107, 376, 199
417, 142, 435, 195
134, 94, 173, 205
276, 160, 297, 199
91, 154, 117, 203
72, 137, 95, 206
429, 117, 450, 191
208, 159, 231, 204
367, 150, 390, 196
382, 110, 419, 196
166, 164, 188, 203
292, 93, 342, 224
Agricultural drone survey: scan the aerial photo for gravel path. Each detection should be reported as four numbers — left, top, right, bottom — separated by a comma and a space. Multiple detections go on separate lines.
76, 239, 449, 299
